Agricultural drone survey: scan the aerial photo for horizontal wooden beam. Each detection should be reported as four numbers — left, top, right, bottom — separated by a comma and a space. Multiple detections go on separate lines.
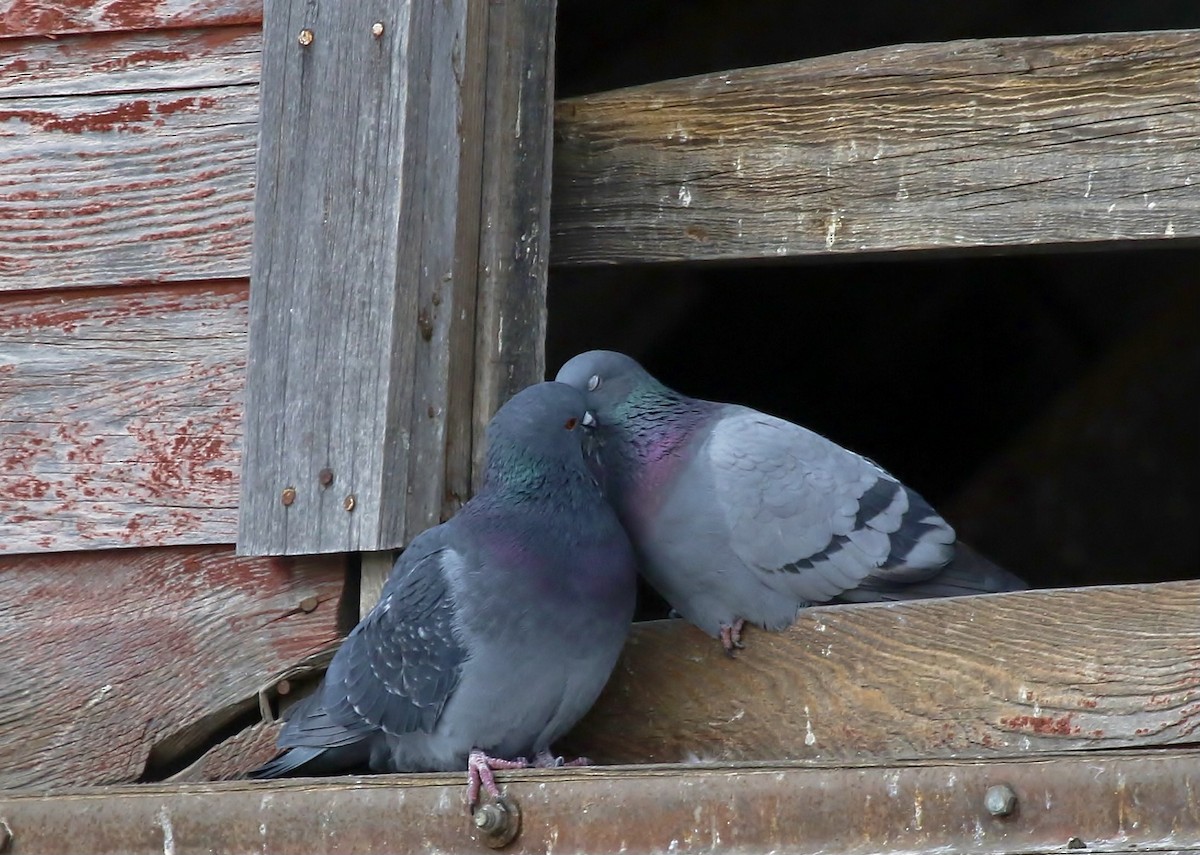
1, 750, 1196, 854
562, 582, 1200, 764
551, 30, 1200, 265
0, 282, 247, 553
0, 545, 343, 789
0, 0, 261, 40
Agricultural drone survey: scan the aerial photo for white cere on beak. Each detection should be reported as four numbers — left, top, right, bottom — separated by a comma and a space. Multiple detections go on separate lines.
581, 411, 596, 427
587, 374, 601, 392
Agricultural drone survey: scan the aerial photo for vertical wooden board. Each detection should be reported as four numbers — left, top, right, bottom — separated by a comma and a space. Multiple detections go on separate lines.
0, 282, 246, 553
0, 84, 258, 291
0, 545, 344, 790
0, 0, 262, 40
469, 0, 558, 490
239, 0, 488, 555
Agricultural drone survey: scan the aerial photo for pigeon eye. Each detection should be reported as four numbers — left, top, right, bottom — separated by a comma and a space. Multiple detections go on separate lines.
587, 375, 601, 392
564, 417, 578, 430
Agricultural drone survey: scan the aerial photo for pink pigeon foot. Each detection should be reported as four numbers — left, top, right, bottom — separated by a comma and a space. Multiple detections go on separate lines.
466, 748, 529, 810
533, 748, 593, 768
719, 619, 746, 656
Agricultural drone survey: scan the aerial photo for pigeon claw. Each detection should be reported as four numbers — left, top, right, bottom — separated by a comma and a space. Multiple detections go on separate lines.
466, 748, 529, 811
533, 748, 593, 768
719, 619, 747, 657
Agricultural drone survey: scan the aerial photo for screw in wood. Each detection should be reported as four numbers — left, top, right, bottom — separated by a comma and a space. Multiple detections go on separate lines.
298, 28, 314, 46
343, 494, 357, 512
984, 783, 1017, 817
318, 468, 335, 488
371, 21, 385, 37
280, 486, 297, 507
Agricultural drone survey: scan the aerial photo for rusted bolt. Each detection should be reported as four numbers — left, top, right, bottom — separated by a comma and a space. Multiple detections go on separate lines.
298, 596, 320, 613
280, 486, 297, 507
318, 468, 334, 488
298, 28, 314, 46
343, 494, 357, 512
371, 21, 384, 37
276, 679, 291, 696
473, 797, 520, 849
0, 819, 12, 853
985, 784, 1017, 817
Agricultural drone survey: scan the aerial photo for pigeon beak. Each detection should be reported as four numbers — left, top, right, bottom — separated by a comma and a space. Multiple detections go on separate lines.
581, 410, 597, 428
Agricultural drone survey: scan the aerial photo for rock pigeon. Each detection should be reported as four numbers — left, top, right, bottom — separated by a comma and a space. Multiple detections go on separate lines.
555, 350, 1026, 654
250, 381, 638, 807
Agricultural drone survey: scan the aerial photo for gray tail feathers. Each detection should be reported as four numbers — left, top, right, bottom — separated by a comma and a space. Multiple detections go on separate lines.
835, 541, 1027, 604
248, 746, 328, 779
248, 741, 372, 779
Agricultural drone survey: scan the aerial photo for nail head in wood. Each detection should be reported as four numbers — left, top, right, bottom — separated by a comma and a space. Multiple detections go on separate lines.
472, 797, 520, 849
985, 783, 1018, 817
318, 468, 334, 488
371, 21, 384, 37
298, 28, 314, 46
280, 487, 297, 507
343, 495, 356, 512
298, 596, 320, 613
276, 679, 292, 695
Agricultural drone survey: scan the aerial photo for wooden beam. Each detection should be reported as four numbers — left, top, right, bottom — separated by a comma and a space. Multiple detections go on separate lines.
551, 30, 1200, 265
562, 582, 1200, 764
0, 282, 246, 553
0, 27, 259, 292
1, 750, 1196, 854
0, 545, 343, 789
468, 0, 558, 491
237, 0, 489, 555
0, 0, 261, 39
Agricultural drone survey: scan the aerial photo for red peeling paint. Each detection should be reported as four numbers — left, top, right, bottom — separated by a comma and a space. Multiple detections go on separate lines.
999, 713, 1081, 736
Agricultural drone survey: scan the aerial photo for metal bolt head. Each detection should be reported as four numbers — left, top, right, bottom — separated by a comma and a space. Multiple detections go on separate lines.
280, 486, 297, 507
472, 797, 520, 849
298, 28, 314, 46
985, 783, 1018, 817
343, 494, 357, 512
371, 21, 385, 37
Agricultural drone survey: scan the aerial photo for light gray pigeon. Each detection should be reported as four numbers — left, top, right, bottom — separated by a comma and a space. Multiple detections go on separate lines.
250, 382, 638, 808
556, 350, 1026, 654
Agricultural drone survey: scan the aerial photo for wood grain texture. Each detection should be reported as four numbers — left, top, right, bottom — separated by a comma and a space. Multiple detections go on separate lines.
0, 545, 344, 789
552, 30, 1200, 265
239, 0, 553, 555
1, 750, 1197, 854
0, 31, 257, 291
0, 0, 261, 39
0, 282, 247, 553
562, 582, 1200, 764
468, 0, 557, 491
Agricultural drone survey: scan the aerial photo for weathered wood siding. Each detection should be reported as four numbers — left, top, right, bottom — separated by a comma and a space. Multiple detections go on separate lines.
0, 0, 261, 39
562, 582, 1200, 764
552, 30, 1200, 264
0, 545, 344, 790
0, 283, 247, 553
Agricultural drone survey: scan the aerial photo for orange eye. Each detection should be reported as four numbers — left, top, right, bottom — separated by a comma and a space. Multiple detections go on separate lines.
564, 417, 578, 430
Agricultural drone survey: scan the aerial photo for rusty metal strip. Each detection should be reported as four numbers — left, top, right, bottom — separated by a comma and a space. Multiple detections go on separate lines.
1, 750, 1197, 854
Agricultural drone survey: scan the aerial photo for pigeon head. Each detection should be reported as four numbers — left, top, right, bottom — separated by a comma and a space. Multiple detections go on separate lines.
554, 350, 663, 420
482, 381, 598, 491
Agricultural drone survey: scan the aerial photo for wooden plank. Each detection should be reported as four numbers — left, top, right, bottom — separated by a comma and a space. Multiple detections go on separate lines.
0, 282, 246, 553
0, 26, 262, 98
0, 72, 257, 291
468, 0, 558, 490
238, 0, 481, 555
0, 0, 261, 40
0, 545, 344, 790
561, 583, 1200, 764
551, 30, 1200, 265
1, 750, 1196, 854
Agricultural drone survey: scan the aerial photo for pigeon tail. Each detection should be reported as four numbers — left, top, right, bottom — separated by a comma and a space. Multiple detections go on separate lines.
248, 741, 371, 779
833, 542, 1027, 603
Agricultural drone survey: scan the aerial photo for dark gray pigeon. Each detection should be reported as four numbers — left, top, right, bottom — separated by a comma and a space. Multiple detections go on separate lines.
250, 381, 638, 807
556, 350, 1026, 654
